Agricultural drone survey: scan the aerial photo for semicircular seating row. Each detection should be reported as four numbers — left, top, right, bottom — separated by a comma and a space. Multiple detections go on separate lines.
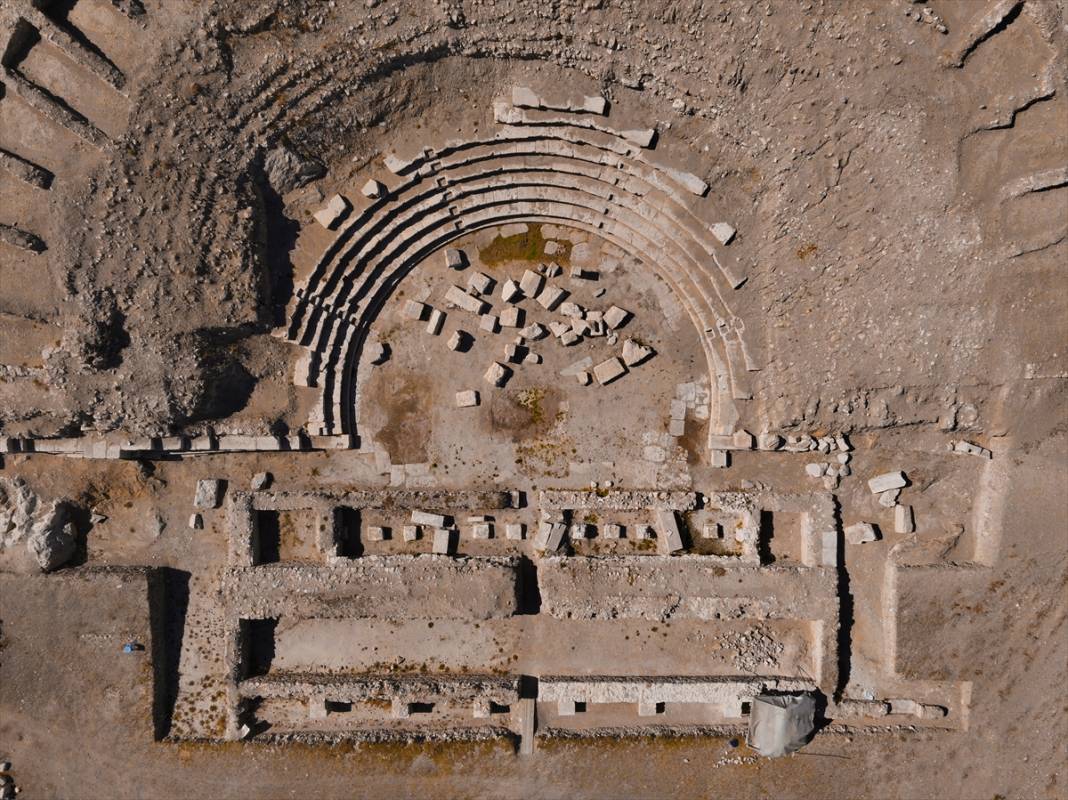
283, 100, 761, 448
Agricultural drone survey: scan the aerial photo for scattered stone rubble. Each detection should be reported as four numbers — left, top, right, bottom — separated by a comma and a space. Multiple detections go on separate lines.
396, 250, 660, 402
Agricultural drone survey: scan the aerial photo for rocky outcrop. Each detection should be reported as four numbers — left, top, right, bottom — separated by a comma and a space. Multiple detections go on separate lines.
263, 144, 325, 196
0, 478, 78, 573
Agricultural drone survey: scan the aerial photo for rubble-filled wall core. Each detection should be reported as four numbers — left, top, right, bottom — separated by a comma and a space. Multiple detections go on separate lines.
0, 1, 1065, 798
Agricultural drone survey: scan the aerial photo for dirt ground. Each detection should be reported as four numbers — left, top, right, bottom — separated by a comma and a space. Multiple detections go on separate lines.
0, 0, 1066, 798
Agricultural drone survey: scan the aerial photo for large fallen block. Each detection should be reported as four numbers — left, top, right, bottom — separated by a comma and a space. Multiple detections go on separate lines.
313, 194, 350, 229
500, 279, 522, 303
867, 472, 907, 494
467, 272, 495, 295
622, 339, 655, 366
593, 356, 627, 385
604, 306, 631, 329
444, 285, 490, 315
711, 222, 736, 245
194, 479, 223, 509
484, 362, 512, 387
536, 284, 567, 311
445, 248, 466, 269
455, 390, 480, 408
655, 509, 685, 554
534, 520, 567, 552
411, 510, 449, 527
894, 505, 915, 534
844, 522, 878, 544
519, 269, 544, 297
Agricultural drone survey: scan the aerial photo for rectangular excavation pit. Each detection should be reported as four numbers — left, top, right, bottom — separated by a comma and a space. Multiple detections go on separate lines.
760, 510, 806, 565
222, 556, 522, 620
253, 509, 327, 564
263, 617, 817, 680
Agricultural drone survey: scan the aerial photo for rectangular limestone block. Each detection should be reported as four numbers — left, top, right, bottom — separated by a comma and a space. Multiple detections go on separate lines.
637, 700, 662, 717
895, 504, 915, 534
484, 362, 512, 387
655, 510, 685, 554
403, 525, 420, 542
622, 128, 656, 148
868, 471, 908, 494
455, 390, 480, 408
511, 86, 540, 108
821, 530, 838, 566
500, 279, 522, 303
602, 523, 623, 539
711, 222, 736, 244
445, 248, 466, 269
471, 522, 493, 540
499, 306, 523, 328
412, 510, 448, 528
505, 523, 525, 541
402, 299, 429, 321
593, 357, 627, 385
583, 95, 607, 115
445, 285, 489, 315
519, 269, 544, 297
536, 284, 566, 311
604, 305, 631, 329
194, 479, 223, 509
432, 528, 453, 555
467, 272, 495, 295
845, 522, 878, 544
313, 194, 350, 229
426, 308, 445, 335
361, 178, 383, 198
480, 314, 499, 333
535, 521, 566, 552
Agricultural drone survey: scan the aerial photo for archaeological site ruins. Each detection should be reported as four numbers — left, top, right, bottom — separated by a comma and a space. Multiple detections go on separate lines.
0, 0, 1065, 797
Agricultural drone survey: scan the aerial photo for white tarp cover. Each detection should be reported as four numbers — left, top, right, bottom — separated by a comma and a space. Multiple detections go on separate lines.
748, 693, 817, 757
